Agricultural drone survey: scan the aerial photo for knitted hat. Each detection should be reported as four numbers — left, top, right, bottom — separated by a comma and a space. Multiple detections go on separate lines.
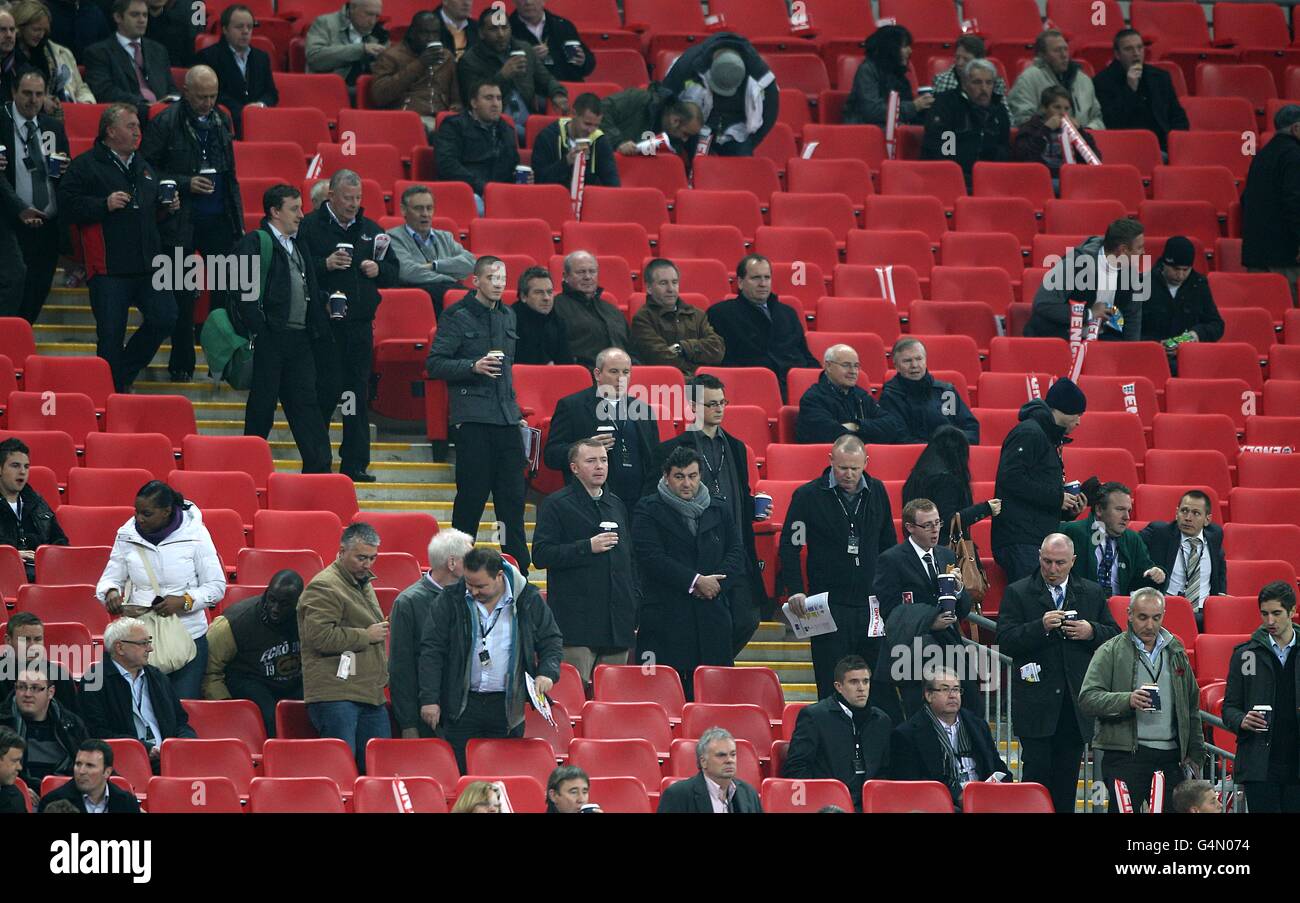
1045, 377, 1087, 415
1160, 235, 1195, 268
708, 50, 746, 97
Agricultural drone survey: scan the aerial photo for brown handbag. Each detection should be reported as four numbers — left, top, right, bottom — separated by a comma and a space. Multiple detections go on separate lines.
948, 513, 988, 607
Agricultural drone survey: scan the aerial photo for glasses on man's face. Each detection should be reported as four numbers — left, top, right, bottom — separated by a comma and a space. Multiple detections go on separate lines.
914, 519, 943, 530
931, 686, 962, 695
830, 361, 861, 370
119, 638, 154, 647
14, 683, 51, 694
701, 400, 728, 409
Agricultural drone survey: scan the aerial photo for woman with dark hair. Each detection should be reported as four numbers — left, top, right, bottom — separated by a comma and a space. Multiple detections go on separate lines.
96, 481, 227, 700
844, 24, 932, 126
902, 425, 1001, 547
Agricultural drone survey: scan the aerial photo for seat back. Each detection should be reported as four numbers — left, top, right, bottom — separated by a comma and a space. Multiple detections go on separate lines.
860, 779, 954, 812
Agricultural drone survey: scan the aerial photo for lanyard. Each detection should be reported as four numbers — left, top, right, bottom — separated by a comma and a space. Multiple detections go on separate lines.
477, 603, 505, 641
834, 488, 864, 531
1138, 645, 1164, 683
698, 435, 727, 495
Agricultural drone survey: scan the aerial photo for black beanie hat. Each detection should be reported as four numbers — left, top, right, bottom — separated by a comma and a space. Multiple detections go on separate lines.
1045, 377, 1087, 415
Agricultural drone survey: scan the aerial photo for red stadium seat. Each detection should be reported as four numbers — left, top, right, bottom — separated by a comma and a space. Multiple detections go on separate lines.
1080, 342, 1171, 395
860, 779, 954, 812
0, 548, 24, 603
1206, 272, 1294, 327
252, 510, 340, 564
1153, 166, 1239, 222
761, 777, 854, 812
1164, 378, 1254, 430
181, 699, 267, 758
591, 663, 686, 723
693, 666, 784, 723
0, 430, 76, 483
1214, 2, 1289, 50
312, 142, 402, 192
1196, 64, 1276, 125
263, 738, 358, 792
266, 473, 358, 522
55, 506, 133, 548
1264, 380, 1300, 416
372, 287, 439, 421
214, 585, 265, 617
1194, 633, 1251, 685
988, 337, 1071, 376
707, 0, 796, 40
467, 218, 552, 261
1061, 447, 1140, 490
34, 545, 109, 586
365, 552, 418, 590
863, 195, 947, 245
236, 548, 324, 586
356, 512, 439, 568
1091, 130, 1163, 183
1152, 414, 1240, 465
484, 183, 574, 235
1068, 413, 1148, 468
929, 267, 1014, 315
695, 366, 783, 418
1237, 453, 1300, 489
161, 738, 254, 797
972, 162, 1055, 215
1177, 343, 1265, 393
909, 301, 999, 354
1245, 415, 1300, 450
104, 394, 196, 453
581, 187, 669, 243
1044, 199, 1128, 236
561, 220, 651, 264
352, 776, 448, 813
1059, 164, 1146, 215
580, 701, 673, 756
465, 737, 557, 786
146, 775, 243, 813
1132, 484, 1220, 522
1226, 559, 1297, 595
963, 781, 1054, 812
248, 776, 344, 813
568, 738, 662, 791
878, 0, 961, 43
692, 156, 782, 205
880, 160, 968, 215
754, 226, 839, 274
336, 108, 426, 165
244, 105, 330, 148
952, 196, 1038, 251
449, 774, 547, 812
1202, 595, 1267, 635
844, 232, 935, 298
815, 298, 902, 345
1225, 523, 1300, 562
1168, 130, 1254, 182
365, 737, 460, 789
833, 263, 924, 313
977, 372, 1055, 409
615, 153, 689, 198
5, 392, 95, 447
680, 702, 774, 759
1140, 200, 1221, 252
66, 467, 154, 507
1221, 308, 1280, 357
1269, 347, 1300, 381
802, 124, 888, 173
1145, 449, 1233, 499
233, 140, 306, 182
787, 158, 874, 209
973, 408, 1020, 446
769, 192, 858, 245
905, 335, 981, 386
181, 435, 275, 496
167, 470, 259, 530
83, 432, 175, 481
939, 231, 1024, 282
765, 444, 831, 481
23, 355, 114, 414
965, 0, 1043, 42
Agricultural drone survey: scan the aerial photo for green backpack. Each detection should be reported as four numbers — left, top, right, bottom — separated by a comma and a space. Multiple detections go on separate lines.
201, 231, 272, 391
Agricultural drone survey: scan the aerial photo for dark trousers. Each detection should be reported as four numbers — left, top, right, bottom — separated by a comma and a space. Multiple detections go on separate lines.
421, 281, 463, 316
170, 214, 236, 376
1018, 695, 1084, 814
994, 543, 1042, 585
16, 219, 60, 323
245, 326, 333, 474
1244, 781, 1300, 813
225, 673, 302, 738
1101, 745, 1183, 813
88, 274, 177, 391
0, 227, 27, 317
319, 319, 373, 476
810, 602, 883, 700
451, 421, 530, 571
440, 691, 522, 773
167, 634, 209, 700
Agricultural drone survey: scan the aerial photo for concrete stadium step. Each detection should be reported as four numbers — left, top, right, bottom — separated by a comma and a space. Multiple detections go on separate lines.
779, 683, 818, 702
270, 443, 435, 465
736, 640, 810, 664
752, 621, 790, 643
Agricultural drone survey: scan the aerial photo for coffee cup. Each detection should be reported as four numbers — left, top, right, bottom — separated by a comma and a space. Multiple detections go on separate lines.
336, 242, 354, 259
1253, 704, 1273, 730
598, 521, 619, 536
426, 40, 443, 51
917, 86, 934, 96
753, 492, 773, 520
487, 349, 505, 361
511, 50, 527, 59
1140, 683, 1161, 711
937, 572, 959, 606
46, 152, 68, 179
328, 290, 348, 319
564, 40, 582, 62
158, 179, 178, 205
198, 166, 217, 177
515, 165, 533, 184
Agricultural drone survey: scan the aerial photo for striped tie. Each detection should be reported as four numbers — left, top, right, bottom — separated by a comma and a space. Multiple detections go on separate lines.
1184, 537, 1203, 610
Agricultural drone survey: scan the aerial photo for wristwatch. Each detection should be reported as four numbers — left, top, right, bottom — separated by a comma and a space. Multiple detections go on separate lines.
183, 593, 194, 613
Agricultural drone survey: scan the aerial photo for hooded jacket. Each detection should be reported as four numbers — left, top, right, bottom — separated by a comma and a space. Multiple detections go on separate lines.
530, 117, 620, 188
0, 694, 87, 791
1007, 57, 1105, 130
661, 32, 778, 149
878, 371, 980, 445
1027, 235, 1145, 342
992, 399, 1069, 550
1222, 626, 1300, 782
94, 505, 227, 640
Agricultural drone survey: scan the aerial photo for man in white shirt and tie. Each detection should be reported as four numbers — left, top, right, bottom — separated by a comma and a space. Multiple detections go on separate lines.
1141, 490, 1226, 629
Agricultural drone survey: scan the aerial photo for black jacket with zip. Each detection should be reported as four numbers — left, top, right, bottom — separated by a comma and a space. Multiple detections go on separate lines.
992, 399, 1070, 551
297, 202, 399, 323
783, 694, 893, 809
1223, 626, 1300, 782
235, 218, 330, 341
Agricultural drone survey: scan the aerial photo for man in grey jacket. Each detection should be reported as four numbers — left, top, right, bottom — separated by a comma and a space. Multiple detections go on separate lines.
1007, 29, 1105, 130
425, 255, 532, 572
1026, 218, 1147, 342
305, 0, 389, 91
387, 184, 476, 313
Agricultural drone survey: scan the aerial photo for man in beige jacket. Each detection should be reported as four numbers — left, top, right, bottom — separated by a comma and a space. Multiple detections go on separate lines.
1007, 29, 1105, 130
298, 522, 390, 772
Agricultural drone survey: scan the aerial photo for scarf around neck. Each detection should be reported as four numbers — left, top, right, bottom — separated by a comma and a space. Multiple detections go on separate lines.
925, 706, 974, 791
656, 478, 712, 534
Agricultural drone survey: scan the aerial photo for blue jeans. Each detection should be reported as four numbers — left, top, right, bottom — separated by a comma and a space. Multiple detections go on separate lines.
87, 274, 177, 392
167, 634, 209, 700
307, 700, 391, 773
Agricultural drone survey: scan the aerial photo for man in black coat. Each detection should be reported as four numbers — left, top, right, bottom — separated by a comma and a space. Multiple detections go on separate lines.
0, 438, 69, 582
633, 446, 749, 700
1140, 236, 1223, 374
144, 0, 196, 67
530, 93, 620, 188
1092, 29, 1188, 153
1222, 581, 1300, 813
0, 665, 88, 793
82, 0, 177, 124
875, 499, 977, 721
511, 266, 573, 364
433, 0, 478, 59
432, 80, 520, 215
646, 373, 767, 655
995, 532, 1120, 815
920, 59, 1010, 189
509, 0, 594, 84
299, 168, 399, 483
781, 435, 897, 700
0, 71, 68, 325
531, 438, 640, 686
79, 618, 197, 764
542, 348, 655, 507
426, 255, 532, 572
196, 4, 279, 139
238, 184, 334, 475
796, 342, 902, 444
991, 380, 1088, 583
0, 132, 29, 319
141, 64, 245, 381
878, 337, 980, 445
890, 668, 1010, 809
1026, 220, 1148, 342
57, 103, 180, 393
658, 726, 764, 812
707, 254, 816, 397
1139, 489, 1227, 625
37, 739, 141, 812
1241, 104, 1300, 303
783, 655, 892, 811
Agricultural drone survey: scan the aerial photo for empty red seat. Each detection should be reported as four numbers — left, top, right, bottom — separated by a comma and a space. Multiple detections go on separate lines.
1229, 487, 1300, 526
104, 394, 196, 453
1265, 380, 1300, 416
465, 737, 557, 786
580, 701, 674, 756
66, 467, 154, 507
879, 160, 968, 214
146, 775, 243, 813
860, 779, 954, 813
34, 545, 110, 586
693, 666, 785, 723
1245, 415, 1300, 450
364, 737, 460, 789
1214, 2, 1289, 49
845, 231, 935, 294
55, 506, 133, 548
972, 161, 1056, 214
181, 698, 267, 758
1177, 342, 1265, 393
962, 781, 1054, 812
1153, 165, 1239, 221
863, 195, 947, 245
352, 776, 448, 813
964, 0, 1043, 42
263, 738, 358, 790
1060, 164, 1146, 215
83, 432, 175, 481
1207, 272, 1293, 326
1044, 198, 1128, 235
7, 392, 98, 447
672, 189, 763, 242
1152, 413, 1241, 465
977, 372, 1055, 409
180, 435, 275, 496
1225, 523, 1300, 562
787, 158, 874, 208
591, 664, 686, 723
1067, 413, 1148, 468
23, 355, 115, 413
905, 334, 982, 387
160, 738, 254, 797
1168, 130, 1254, 182
248, 776, 345, 813
1144, 449, 1233, 500
692, 156, 782, 205
878, 0, 961, 42
467, 218, 552, 261
939, 231, 1024, 281
1080, 341, 1172, 394
909, 301, 999, 354
1091, 130, 1163, 183
14, 584, 109, 636
769, 192, 858, 245
765, 443, 831, 481
484, 183, 574, 235
252, 509, 341, 564
1221, 308, 1279, 357
815, 298, 902, 345
1196, 63, 1276, 123
833, 263, 924, 313
988, 337, 1071, 376
1140, 200, 1221, 251
568, 738, 662, 791
680, 702, 774, 759
1237, 452, 1300, 488
1226, 559, 1296, 594
1061, 446, 1140, 490
168, 470, 259, 530
801, 124, 887, 172
236, 548, 324, 586
266, 473, 359, 522
1165, 377, 1255, 430
1194, 633, 1251, 685
761, 777, 854, 812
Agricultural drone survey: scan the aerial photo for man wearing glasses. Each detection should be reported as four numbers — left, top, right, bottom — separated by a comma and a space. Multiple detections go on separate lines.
874, 499, 978, 721
879, 337, 980, 444
796, 343, 903, 444
646, 373, 768, 655
0, 666, 87, 793
890, 668, 1010, 808
78, 617, 196, 767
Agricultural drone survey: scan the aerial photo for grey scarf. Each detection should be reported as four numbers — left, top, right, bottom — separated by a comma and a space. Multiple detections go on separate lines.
926, 707, 975, 792
656, 477, 712, 534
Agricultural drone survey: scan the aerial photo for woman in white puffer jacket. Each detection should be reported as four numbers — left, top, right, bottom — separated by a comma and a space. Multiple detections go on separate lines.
96, 480, 227, 700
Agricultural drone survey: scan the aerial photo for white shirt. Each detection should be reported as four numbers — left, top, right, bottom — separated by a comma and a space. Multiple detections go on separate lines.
269, 221, 297, 256
325, 201, 356, 231
228, 41, 250, 77
703, 774, 737, 813
116, 32, 143, 56
909, 537, 937, 572
468, 582, 514, 694
82, 788, 110, 813
1095, 250, 1120, 311
1167, 530, 1211, 603
11, 104, 56, 216
111, 660, 163, 748
521, 14, 546, 42
1270, 631, 1297, 667
940, 716, 979, 782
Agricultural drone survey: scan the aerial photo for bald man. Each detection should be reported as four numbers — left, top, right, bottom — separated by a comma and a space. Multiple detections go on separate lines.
996, 533, 1120, 814
142, 63, 245, 381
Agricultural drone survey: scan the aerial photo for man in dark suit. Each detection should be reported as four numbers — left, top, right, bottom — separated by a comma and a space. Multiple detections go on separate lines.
783, 655, 893, 811
36, 739, 141, 813
542, 347, 656, 508
144, 0, 197, 67
875, 499, 976, 721
83, 0, 177, 124
707, 253, 816, 397
1092, 29, 1188, 153
509, 0, 594, 84
79, 617, 197, 767
1242, 105, 1300, 303
995, 532, 1121, 815
196, 4, 279, 139
1139, 489, 1227, 628
646, 373, 767, 655
1, 70, 67, 324
890, 668, 1011, 809
657, 726, 763, 812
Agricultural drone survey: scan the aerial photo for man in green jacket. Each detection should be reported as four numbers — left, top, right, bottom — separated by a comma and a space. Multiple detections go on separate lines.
1080, 588, 1204, 813
600, 87, 702, 157
456, 6, 566, 142
1060, 482, 1164, 598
